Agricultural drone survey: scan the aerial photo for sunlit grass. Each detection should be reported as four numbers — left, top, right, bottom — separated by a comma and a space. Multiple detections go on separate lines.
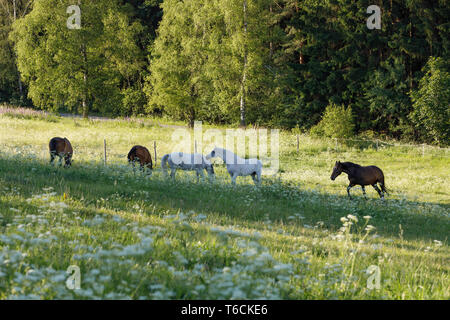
0, 113, 448, 299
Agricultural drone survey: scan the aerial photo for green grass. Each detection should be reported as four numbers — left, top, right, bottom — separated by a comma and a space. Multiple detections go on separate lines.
0, 113, 448, 299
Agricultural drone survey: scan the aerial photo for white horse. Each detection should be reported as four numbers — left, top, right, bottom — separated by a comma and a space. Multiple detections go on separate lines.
161, 152, 215, 182
205, 147, 262, 185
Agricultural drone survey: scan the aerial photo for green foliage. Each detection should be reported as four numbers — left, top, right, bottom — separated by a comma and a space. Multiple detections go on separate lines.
0, 18, 16, 102
122, 87, 147, 116
364, 57, 412, 137
291, 124, 301, 136
271, 0, 449, 137
145, 0, 208, 126
9, 0, 144, 117
0, 0, 32, 105
146, 0, 275, 126
410, 57, 450, 146
310, 103, 354, 139
0, 0, 448, 142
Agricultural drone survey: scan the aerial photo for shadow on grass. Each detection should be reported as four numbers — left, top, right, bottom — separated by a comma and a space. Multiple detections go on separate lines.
0, 155, 448, 243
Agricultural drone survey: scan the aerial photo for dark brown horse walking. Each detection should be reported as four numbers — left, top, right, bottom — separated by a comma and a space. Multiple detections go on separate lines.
330, 161, 388, 199
127, 145, 153, 174
49, 137, 73, 167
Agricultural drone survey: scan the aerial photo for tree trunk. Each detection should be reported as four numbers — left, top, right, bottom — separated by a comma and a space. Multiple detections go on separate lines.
409, 8, 413, 89
188, 106, 196, 128
18, 75, 23, 99
240, 0, 248, 127
299, 41, 304, 64
82, 44, 88, 118
240, 84, 246, 127
12, 0, 23, 101
188, 117, 194, 129
269, 3, 273, 59
82, 96, 88, 118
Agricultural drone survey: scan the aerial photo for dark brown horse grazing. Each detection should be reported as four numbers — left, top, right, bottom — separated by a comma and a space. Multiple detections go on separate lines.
49, 137, 73, 167
330, 161, 388, 199
127, 145, 153, 174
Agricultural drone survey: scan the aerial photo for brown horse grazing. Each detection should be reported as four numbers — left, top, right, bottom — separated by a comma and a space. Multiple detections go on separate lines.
330, 161, 388, 199
49, 137, 73, 167
127, 145, 153, 174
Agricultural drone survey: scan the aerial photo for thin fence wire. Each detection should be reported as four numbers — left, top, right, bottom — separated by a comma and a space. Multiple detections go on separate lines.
2, 133, 450, 168
289, 136, 450, 158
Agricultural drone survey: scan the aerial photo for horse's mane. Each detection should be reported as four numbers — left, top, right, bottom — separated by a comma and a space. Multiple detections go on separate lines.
215, 147, 241, 160
214, 147, 260, 165
174, 152, 212, 165
342, 162, 361, 168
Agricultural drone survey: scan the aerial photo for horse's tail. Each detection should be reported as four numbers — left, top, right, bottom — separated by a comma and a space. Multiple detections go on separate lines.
49, 138, 58, 152
379, 172, 390, 195
127, 146, 137, 163
161, 153, 170, 174
381, 183, 390, 195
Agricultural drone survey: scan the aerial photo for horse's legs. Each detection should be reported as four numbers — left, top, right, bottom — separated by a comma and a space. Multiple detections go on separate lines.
379, 182, 387, 198
372, 184, 383, 199
199, 169, 206, 182
170, 168, 176, 179
347, 183, 355, 198
251, 172, 257, 184
372, 183, 383, 198
251, 172, 260, 185
206, 169, 214, 183
64, 155, 70, 168
50, 152, 56, 164
361, 186, 367, 199
230, 172, 237, 185
196, 170, 200, 183
146, 163, 152, 176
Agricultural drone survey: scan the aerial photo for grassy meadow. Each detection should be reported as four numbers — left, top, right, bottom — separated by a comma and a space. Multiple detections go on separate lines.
0, 110, 449, 299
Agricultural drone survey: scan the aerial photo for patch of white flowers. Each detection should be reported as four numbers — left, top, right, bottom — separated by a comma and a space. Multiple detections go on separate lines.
0, 187, 314, 300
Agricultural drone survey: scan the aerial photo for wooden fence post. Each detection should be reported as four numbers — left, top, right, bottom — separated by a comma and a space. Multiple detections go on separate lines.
154, 141, 157, 167
103, 139, 107, 166
335, 138, 338, 152
296, 135, 299, 153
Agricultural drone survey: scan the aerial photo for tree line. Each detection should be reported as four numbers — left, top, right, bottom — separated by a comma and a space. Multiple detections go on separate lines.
0, 0, 448, 145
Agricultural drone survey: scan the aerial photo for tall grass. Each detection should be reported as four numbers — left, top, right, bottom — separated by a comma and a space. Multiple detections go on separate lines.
0, 113, 448, 299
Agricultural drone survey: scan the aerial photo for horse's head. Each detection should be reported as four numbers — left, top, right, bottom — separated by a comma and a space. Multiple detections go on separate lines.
205, 147, 218, 160
331, 161, 343, 180
64, 157, 73, 168
206, 163, 215, 174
